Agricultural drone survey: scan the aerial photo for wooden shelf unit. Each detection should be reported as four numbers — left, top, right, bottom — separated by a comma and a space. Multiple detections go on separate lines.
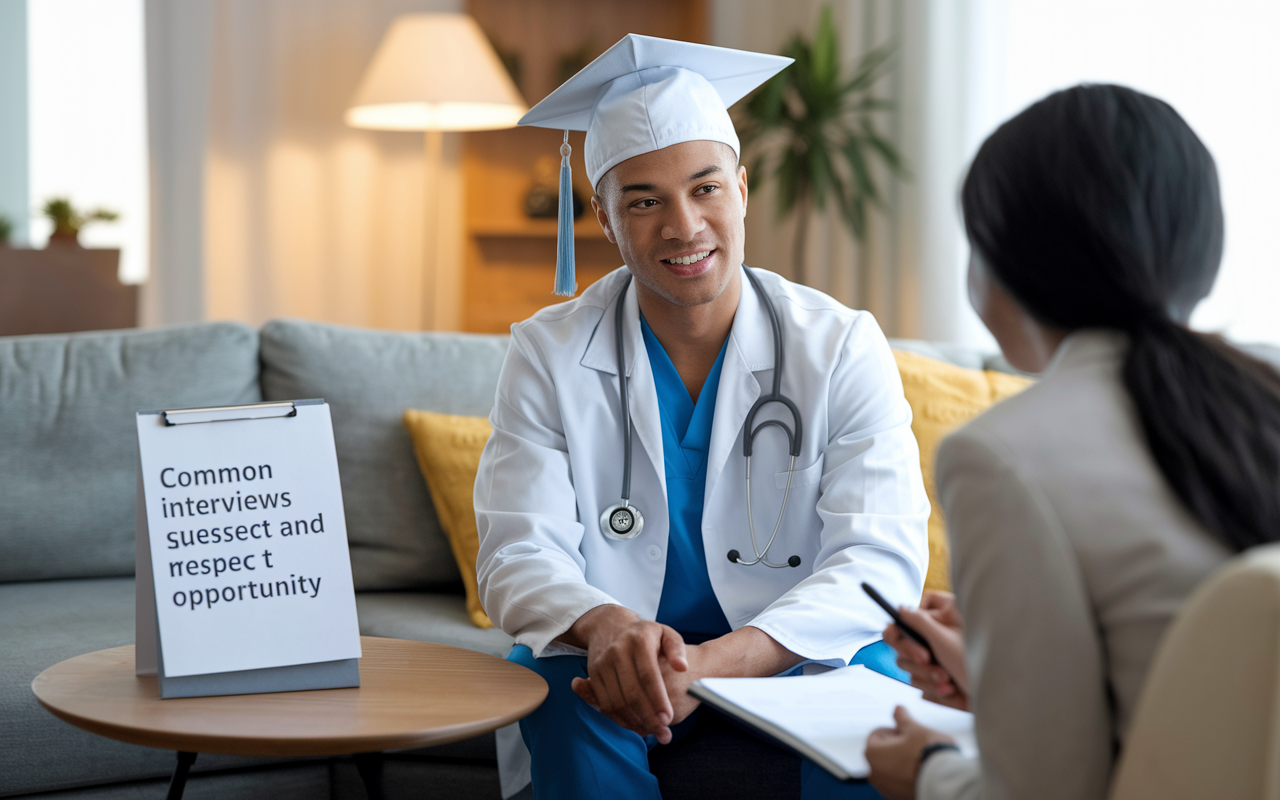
469, 218, 611, 240
461, 0, 707, 333
0, 246, 137, 336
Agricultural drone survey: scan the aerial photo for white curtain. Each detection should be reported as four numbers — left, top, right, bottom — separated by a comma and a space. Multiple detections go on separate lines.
713, 0, 996, 347
145, 0, 461, 329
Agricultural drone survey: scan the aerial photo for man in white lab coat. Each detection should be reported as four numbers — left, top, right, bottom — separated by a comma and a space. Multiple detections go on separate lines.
474, 34, 929, 800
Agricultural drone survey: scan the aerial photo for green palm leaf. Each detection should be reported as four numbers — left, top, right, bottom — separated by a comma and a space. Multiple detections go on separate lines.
735, 5, 908, 280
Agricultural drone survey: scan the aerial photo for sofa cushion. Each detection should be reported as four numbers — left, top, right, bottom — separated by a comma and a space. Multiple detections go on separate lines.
0, 323, 261, 583
259, 319, 509, 591
355, 592, 514, 659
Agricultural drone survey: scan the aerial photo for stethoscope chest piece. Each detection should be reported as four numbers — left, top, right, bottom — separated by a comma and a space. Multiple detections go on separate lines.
600, 502, 644, 541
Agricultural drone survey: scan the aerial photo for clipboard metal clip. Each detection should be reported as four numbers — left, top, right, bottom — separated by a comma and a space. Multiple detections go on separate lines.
163, 401, 298, 426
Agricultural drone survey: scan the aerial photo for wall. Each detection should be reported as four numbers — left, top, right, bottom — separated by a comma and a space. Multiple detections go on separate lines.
145, 0, 212, 326
0, 0, 28, 245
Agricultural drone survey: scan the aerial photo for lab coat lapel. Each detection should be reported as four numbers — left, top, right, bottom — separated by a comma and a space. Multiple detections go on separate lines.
705, 267, 770, 503
580, 273, 667, 499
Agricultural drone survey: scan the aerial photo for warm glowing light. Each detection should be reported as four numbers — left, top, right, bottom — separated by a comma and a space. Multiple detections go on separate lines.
345, 102, 526, 132
345, 14, 526, 133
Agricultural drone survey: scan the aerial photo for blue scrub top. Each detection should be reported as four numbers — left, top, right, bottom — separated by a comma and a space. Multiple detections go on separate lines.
640, 316, 733, 640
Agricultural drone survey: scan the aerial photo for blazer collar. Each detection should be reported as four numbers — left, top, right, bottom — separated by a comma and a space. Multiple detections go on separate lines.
1042, 328, 1127, 378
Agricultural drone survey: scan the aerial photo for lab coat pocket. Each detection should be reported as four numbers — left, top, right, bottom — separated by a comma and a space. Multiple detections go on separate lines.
774, 454, 825, 489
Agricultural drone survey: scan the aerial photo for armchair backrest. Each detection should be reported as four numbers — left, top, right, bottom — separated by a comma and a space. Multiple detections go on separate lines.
1110, 543, 1280, 800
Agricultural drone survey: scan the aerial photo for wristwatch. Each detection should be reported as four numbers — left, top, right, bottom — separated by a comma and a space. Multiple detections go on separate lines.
919, 742, 960, 767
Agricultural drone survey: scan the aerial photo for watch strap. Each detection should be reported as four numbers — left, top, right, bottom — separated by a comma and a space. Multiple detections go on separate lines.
919, 741, 961, 766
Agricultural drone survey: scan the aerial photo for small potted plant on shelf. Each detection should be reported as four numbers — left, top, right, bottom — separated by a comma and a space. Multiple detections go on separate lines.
0, 214, 12, 248
42, 197, 119, 247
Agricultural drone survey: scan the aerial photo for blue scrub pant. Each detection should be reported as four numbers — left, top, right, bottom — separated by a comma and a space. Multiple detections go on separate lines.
508, 641, 904, 800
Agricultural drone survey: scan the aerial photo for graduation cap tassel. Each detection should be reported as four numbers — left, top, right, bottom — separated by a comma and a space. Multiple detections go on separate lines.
553, 131, 577, 297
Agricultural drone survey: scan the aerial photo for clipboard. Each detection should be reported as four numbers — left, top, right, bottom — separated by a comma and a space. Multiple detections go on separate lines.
135, 399, 362, 699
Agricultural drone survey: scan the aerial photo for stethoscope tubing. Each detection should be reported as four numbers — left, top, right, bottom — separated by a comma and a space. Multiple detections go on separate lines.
615, 280, 634, 505
732, 453, 798, 567
604, 268, 802, 568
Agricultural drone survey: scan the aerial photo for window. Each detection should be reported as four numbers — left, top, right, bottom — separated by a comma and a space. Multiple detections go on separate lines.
978, 0, 1280, 345
27, 0, 148, 283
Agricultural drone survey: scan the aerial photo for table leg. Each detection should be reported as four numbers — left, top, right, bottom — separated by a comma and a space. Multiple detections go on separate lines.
353, 751, 386, 800
166, 751, 198, 800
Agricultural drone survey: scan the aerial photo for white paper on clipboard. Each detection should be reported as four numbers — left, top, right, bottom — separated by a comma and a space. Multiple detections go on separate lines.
135, 399, 361, 682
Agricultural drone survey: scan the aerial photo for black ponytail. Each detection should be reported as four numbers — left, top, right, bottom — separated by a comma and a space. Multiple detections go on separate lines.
962, 84, 1280, 552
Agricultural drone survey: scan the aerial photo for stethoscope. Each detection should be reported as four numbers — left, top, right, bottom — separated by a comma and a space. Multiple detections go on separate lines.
599, 268, 803, 569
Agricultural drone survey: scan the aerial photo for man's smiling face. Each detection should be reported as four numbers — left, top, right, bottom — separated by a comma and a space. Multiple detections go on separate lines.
592, 140, 748, 310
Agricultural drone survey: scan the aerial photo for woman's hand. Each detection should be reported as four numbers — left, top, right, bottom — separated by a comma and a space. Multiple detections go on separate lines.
866, 706, 956, 800
883, 590, 969, 710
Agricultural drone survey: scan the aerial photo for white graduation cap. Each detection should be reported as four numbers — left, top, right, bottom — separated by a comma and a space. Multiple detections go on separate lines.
519, 34, 792, 296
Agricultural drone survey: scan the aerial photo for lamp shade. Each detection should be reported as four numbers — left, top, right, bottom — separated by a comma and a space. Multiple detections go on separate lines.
346, 14, 526, 131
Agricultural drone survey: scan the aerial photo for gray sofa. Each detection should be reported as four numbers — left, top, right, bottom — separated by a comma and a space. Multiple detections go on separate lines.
0, 318, 1017, 800
2, 320, 517, 799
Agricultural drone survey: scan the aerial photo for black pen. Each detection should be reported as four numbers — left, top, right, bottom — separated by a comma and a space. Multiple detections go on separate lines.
862, 581, 936, 664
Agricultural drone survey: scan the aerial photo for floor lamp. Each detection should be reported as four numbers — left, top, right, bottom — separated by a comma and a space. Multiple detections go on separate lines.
345, 14, 525, 331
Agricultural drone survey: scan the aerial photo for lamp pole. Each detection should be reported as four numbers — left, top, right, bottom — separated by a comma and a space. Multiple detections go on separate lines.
421, 128, 453, 331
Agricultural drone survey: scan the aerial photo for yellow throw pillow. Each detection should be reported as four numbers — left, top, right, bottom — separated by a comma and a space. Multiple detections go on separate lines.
403, 409, 495, 629
892, 349, 1034, 594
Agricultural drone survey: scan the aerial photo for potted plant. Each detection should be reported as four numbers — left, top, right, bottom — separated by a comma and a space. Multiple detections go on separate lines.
735, 6, 907, 283
42, 197, 119, 247
0, 214, 11, 248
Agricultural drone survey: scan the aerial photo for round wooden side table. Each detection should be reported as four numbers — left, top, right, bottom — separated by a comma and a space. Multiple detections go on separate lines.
32, 636, 546, 799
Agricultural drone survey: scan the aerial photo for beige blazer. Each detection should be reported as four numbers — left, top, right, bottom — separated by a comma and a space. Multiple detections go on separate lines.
918, 330, 1231, 800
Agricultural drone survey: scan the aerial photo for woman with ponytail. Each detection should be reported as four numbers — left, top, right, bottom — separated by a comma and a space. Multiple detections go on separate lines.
863, 84, 1280, 800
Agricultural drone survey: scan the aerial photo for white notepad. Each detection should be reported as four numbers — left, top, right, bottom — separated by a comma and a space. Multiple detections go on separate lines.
690, 665, 976, 781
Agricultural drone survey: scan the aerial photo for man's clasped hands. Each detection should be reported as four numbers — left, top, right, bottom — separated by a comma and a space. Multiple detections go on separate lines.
561, 603, 805, 745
